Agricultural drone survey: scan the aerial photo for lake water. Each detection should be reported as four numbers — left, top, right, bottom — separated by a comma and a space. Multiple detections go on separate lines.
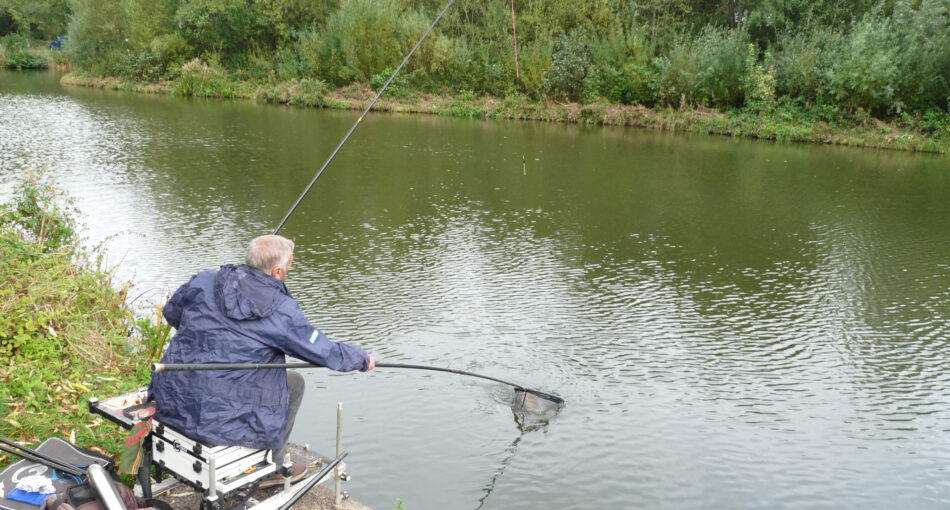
2, 71, 950, 510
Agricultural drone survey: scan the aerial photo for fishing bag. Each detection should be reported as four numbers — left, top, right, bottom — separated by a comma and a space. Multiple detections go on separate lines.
42, 483, 171, 510
0, 438, 118, 510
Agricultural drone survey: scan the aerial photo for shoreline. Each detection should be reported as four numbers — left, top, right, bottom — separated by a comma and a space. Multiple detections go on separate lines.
60, 73, 950, 156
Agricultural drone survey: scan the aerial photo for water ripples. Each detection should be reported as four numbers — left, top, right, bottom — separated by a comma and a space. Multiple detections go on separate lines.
5, 74, 950, 509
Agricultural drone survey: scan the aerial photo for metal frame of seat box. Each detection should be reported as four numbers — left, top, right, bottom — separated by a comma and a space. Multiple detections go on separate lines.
88, 389, 344, 510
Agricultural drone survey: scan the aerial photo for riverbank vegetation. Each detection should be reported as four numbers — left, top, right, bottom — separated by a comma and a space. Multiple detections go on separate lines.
0, 175, 165, 468
4, 0, 950, 153
0, 0, 70, 69
0, 33, 49, 69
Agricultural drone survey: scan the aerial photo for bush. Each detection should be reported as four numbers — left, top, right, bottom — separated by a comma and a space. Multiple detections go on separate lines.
67, 0, 129, 75
245, 48, 276, 81
0, 34, 47, 69
47, 46, 73, 66
888, 0, 950, 114
150, 33, 190, 71
1, 33, 28, 51
370, 66, 408, 97
0, 175, 78, 253
773, 27, 842, 102
0, 174, 82, 360
0, 174, 150, 468
743, 44, 776, 111
37, 0, 950, 124
474, 44, 517, 97
122, 0, 178, 53
176, 0, 278, 67
825, 5, 901, 115
581, 27, 656, 105
655, 26, 748, 108
419, 34, 455, 82
301, 0, 427, 86
918, 108, 950, 134
514, 40, 551, 97
692, 26, 748, 108
119, 50, 165, 82
7, 50, 46, 69
542, 28, 593, 101
275, 45, 307, 80
299, 27, 352, 85
583, 61, 659, 106
173, 57, 234, 97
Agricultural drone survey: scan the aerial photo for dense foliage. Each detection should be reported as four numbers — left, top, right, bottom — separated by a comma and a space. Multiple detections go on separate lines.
2, 0, 949, 122
0, 32, 46, 68
0, 0, 69, 47
0, 176, 161, 468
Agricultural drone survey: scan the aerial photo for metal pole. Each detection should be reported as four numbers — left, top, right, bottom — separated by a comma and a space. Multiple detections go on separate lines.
283, 453, 293, 493
208, 453, 217, 498
87, 463, 128, 510
334, 403, 343, 508
277, 452, 348, 510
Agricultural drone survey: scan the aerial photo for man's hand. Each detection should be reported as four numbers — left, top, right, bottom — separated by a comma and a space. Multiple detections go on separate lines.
363, 354, 375, 372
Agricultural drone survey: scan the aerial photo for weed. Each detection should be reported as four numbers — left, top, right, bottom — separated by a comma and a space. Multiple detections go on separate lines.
135, 304, 172, 365
0, 174, 150, 470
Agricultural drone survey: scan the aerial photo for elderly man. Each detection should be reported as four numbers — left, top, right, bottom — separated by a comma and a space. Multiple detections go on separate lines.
149, 234, 374, 485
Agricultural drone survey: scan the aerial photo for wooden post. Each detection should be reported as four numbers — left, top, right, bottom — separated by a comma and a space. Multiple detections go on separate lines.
510, 0, 520, 79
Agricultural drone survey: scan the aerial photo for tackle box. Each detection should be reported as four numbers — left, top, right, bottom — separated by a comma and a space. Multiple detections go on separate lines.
89, 389, 278, 507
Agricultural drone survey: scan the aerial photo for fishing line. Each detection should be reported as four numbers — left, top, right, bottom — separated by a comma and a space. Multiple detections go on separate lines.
272, 0, 457, 235
260, 0, 565, 411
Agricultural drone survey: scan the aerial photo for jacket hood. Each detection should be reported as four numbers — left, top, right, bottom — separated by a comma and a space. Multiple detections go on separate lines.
214, 264, 287, 320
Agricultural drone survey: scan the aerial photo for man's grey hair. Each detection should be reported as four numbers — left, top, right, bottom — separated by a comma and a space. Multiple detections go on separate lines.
246, 234, 295, 273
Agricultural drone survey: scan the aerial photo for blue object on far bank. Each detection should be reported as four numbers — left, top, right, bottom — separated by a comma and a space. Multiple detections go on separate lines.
48, 36, 67, 50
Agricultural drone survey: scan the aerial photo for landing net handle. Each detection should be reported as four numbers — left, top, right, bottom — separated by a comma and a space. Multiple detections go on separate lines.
152, 362, 565, 405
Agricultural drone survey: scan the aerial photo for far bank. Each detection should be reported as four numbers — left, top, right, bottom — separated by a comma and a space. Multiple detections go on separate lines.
61, 72, 950, 156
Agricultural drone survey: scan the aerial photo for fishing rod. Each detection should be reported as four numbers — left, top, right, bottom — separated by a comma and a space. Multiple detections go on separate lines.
272, 0, 457, 235
255, 0, 564, 411
0, 437, 85, 477
152, 362, 564, 408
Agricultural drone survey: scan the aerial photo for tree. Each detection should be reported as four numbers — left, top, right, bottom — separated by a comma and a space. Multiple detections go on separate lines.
176, 0, 279, 65
121, 0, 179, 52
67, 0, 129, 73
0, 0, 70, 46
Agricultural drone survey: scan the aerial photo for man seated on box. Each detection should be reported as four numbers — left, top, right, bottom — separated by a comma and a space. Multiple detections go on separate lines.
149, 234, 374, 486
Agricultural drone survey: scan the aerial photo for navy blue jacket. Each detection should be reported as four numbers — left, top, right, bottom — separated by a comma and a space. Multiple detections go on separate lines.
149, 264, 370, 449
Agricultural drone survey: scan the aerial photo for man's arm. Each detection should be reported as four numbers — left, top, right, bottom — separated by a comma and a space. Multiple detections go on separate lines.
277, 304, 372, 372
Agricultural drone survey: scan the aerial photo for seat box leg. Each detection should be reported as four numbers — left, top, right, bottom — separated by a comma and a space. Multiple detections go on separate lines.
138, 435, 153, 499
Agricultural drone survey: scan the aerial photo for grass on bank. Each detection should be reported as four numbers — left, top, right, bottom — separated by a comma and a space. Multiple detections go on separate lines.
0, 174, 164, 470
61, 68, 950, 155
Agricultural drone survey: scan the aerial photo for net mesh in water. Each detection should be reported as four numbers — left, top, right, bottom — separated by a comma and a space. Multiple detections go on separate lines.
514, 388, 563, 414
